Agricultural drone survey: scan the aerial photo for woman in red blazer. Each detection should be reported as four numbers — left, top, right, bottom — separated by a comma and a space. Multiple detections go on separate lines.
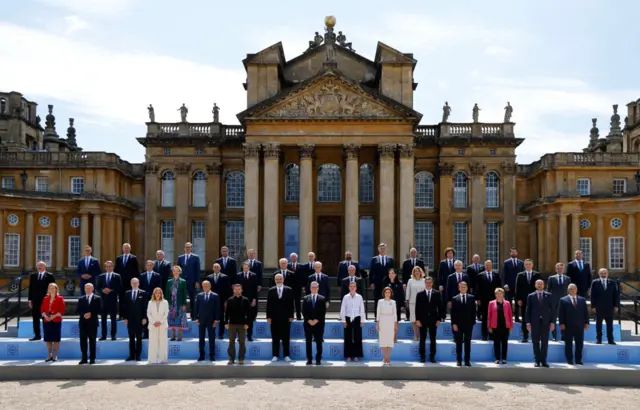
40, 283, 66, 362
487, 288, 513, 364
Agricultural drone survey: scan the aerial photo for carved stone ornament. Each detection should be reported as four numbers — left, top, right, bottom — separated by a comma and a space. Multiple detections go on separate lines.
265, 81, 392, 118
176, 162, 191, 175
438, 162, 455, 176
243, 143, 261, 158
343, 143, 361, 160
206, 163, 222, 175
469, 161, 486, 176
263, 143, 281, 159
398, 143, 415, 158
378, 143, 397, 159
501, 161, 517, 176
143, 162, 159, 174
299, 144, 316, 159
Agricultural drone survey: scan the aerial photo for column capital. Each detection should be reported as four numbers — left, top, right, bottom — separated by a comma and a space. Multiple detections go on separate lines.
299, 144, 316, 159
501, 161, 517, 176
625, 211, 637, 216
437, 162, 455, 176
469, 161, 486, 176
398, 143, 415, 158
206, 162, 222, 175
378, 143, 397, 159
343, 143, 361, 160
143, 162, 160, 174
243, 142, 262, 158
263, 143, 281, 159
176, 162, 191, 175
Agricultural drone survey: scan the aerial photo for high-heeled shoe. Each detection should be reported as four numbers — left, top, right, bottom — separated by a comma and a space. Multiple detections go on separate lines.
45, 357, 53, 362
170, 337, 176, 341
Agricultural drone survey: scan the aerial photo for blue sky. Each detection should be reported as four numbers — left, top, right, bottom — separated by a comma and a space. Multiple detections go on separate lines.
1, 0, 638, 164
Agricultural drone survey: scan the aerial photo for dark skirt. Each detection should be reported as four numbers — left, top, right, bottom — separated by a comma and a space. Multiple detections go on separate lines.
43, 321, 62, 342
344, 316, 363, 358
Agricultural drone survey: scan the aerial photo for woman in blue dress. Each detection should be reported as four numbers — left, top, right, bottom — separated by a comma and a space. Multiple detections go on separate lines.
165, 265, 188, 341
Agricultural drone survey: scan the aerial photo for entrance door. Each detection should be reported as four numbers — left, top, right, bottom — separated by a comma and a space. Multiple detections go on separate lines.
316, 216, 341, 277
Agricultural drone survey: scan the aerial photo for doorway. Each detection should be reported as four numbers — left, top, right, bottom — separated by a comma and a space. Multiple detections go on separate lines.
316, 216, 341, 277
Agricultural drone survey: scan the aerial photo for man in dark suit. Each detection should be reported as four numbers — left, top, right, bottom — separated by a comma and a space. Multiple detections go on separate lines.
28, 261, 56, 341
266, 273, 295, 361
451, 281, 476, 366
207, 263, 232, 338
525, 279, 555, 367
216, 245, 238, 285
337, 250, 360, 286
402, 247, 425, 284
341, 264, 364, 297
139, 260, 161, 339
437, 247, 456, 292
465, 254, 484, 296
547, 262, 570, 341
415, 276, 443, 363
153, 250, 173, 294
77, 245, 101, 290
369, 243, 395, 318
115, 243, 140, 318
288, 253, 304, 320
122, 278, 148, 361
307, 261, 331, 307
272, 258, 296, 288
567, 250, 592, 298
246, 248, 263, 292
445, 260, 469, 307
177, 242, 202, 317
475, 261, 501, 340
590, 268, 619, 345
515, 259, 540, 342
302, 281, 327, 365
502, 247, 524, 308
236, 261, 259, 341
558, 284, 590, 365
96, 261, 122, 341
194, 280, 220, 361
76, 283, 101, 364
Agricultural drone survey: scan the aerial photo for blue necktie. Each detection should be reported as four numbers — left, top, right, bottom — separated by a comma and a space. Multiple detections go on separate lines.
124, 255, 128, 266
579, 261, 583, 271
312, 296, 316, 308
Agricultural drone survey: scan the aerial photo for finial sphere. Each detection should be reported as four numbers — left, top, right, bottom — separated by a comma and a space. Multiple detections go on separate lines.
325, 15, 336, 28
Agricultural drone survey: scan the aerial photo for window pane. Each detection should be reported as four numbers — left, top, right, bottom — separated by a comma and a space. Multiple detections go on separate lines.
161, 221, 174, 263
318, 164, 341, 202
3, 233, 20, 267
35, 178, 48, 192
486, 222, 499, 264
285, 164, 300, 202
36, 235, 52, 267
71, 177, 84, 194
225, 221, 244, 259
579, 237, 592, 265
191, 220, 206, 268
359, 164, 374, 203
162, 171, 175, 207
414, 221, 434, 272
453, 222, 468, 265
608, 237, 625, 270
2, 177, 15, 189
576, 179, 590, 195
415, 172, 435, 208
453, 172, 467, 208
284, 217, 299, 258
485, 172, 499, 208
68, 235, 81, 267
358, 217, 375, 269
192, 171, 206, 207
226, 172, 245, 208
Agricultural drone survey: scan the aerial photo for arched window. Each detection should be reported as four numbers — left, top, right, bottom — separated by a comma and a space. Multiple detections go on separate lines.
317, 164, 341, 202
226, 171, 245, 208
453, 172, 467, 208
284, 163, 300, 202
414, 171, 435, 208
161, 171, 175, 207
485, 172, 499, 208
359, 164, 374, 203
192, 171, 206, 207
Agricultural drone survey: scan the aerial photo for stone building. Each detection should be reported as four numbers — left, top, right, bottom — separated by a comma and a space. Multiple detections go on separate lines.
1, 18, 640, 281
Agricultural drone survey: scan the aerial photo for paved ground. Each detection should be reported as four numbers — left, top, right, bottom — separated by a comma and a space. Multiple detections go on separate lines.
1, 380, 638, 409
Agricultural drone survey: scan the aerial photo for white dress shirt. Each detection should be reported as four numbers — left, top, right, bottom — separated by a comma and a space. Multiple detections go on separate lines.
340, 293, 365, 321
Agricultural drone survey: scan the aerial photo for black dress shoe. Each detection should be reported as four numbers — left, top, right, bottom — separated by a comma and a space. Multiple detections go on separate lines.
247, 337, 254, 342
596, 340, 602, 344
197, 357, 205, 362
45, 357, 53, 362
430, 358, 437, 363
29, 337, 41, 341
521, 338, 527, 343
111, 337, 117, 341
99, 337, 106, 341
306, 360, 312, 365
534, 362, 540, 367
89, 360, 96, 364
316, 360, 321, 365
608, 341, 616, 345
135, 357, 141, 361
575, 361, 583, 365
567, 361, 574, 365
541, 362, 549, 368
464, 362, 471, 367
456, 361, 462, 366
419, 358, 426, 363
125, 357, 135, 361
78, 360, 88, 365
210, 357, 215, 362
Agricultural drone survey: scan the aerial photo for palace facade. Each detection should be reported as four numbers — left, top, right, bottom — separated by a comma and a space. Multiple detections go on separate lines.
1, 19, 640, 281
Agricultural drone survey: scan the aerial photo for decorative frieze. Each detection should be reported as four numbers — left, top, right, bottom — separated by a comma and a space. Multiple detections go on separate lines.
243, 143, 261, 158
501, 161, 517, 176
437, 162, 455, 176
398, 143, 415, 158
263, 143, 281, 159
343, 143, 361, 160
143, 162, 159, 174
469, 161, 486, 176
378, 143, 397, 159
299, 144, 316, 159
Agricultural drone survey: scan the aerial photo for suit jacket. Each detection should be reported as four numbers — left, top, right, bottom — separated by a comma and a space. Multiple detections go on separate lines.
287, 262, 304, 290
547, 274, 571, 307
165, 278, 188, 306
590, 278, 619, 313
271, 269, 296, 289
558, 295, 589, 330
77, 256, 101, 287
153, 259, 173, 287
383, 279, 405, 309
236, 271, 259, 302
206, 273, 232, 303
445, 272, 469, 302
414, 289, 443, 326
451, 293, 476, 329
437, 259, 456, 288
194, 292, 220, 325
402, 258, 425, 284
567, 260, 592, 296
246, 259, 263, 286
307, 272, 330, 299
96, 272, 123, 308
337, 260, 360, 285
487, 300, 514, 329
476, 271, 501, 302
266, 286, 295, 321
502, 258, 524, 291
115, 254, 140, 288
147, 299, 168, 329
369, 255, 395, 286
515, 271, 541, 302
28, 271, 56, 306
216, 256, 238, 284
341, 276, 364, 297
302, 294, 327, 323
41, 294, 66, 322
123, 289, 149, 328
76, 294, 102, 327
525, 291, 556, 326
139, 271, 162, 294
178, 253, 201, 285
465, 263, 485, 294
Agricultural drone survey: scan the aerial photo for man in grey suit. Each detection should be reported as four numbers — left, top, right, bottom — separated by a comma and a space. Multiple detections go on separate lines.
525, 279, 556, 368
547, 262, 570, 341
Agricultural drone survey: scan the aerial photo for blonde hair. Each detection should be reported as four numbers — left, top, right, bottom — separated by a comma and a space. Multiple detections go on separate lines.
411, 266, 425, 280
172, 265, 182, 275
152, 287, 164, 301
47, 283, 59, 297
494, 287, 505, 295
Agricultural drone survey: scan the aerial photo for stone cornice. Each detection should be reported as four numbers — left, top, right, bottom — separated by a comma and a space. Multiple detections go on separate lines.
0, 188, 141, 209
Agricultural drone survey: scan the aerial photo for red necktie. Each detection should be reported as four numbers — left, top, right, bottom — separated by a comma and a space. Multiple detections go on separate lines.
538, 293, 542, 303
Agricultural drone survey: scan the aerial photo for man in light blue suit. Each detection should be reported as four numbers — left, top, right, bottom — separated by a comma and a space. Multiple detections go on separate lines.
77, 245, 101, 290
177, 242, 201, 317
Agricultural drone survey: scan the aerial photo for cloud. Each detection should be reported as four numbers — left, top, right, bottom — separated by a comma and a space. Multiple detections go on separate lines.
62, 15, 89, 35
33, 0, 133, 15
484, 45, 511, 56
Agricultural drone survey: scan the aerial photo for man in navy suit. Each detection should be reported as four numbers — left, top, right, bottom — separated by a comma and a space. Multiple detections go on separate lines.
77, 245, 101, 290
437, 247, 456, 292
465, 254, 484, 296
266, 273, 295, 361
307, 261, 330, 308
246, 248, 263, 292
216, 246, 238, 284
558, 284, 590, 365
28, 261, 56, 341
341, 264, 364, 297
525, 279, 556, 367
206, 263, 232, 339
567, 250, 592, 298
153, 250, 173, 295
96, 261, 122, 341
302, 281, 327, 365
445, 261, 469, 307
415, 276, 443, 363
194, 280, 220, 361
590, 268, 619, 344
236, 261, 259, 341
451, 281, 476, 367
515, 259, 540, 342
369, 243, 394, 318
288, 253, 304, 320
337, 251, 360, 286
299, 252, 317, 288
402, 247, 425, 284
502, 247, 524, 311
475, 261, 501, 340
139, 260, 161, 339
115, 243, 140, 318
177, 242, 201, 317
76, 283, 102, 364
123, 278, 148, 361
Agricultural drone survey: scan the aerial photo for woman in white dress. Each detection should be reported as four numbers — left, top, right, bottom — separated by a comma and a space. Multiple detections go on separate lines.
406, 266, 426, 340
376, 287, 398, 365
147, 287, 169, 364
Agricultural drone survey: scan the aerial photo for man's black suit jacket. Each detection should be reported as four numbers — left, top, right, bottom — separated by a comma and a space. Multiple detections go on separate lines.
115, 254, 140, 289
302, 294, 327, 323
515, 271, 541, 302
402, 258, 425, 284
451, 293, 476, 329
415, 289, 443, 326
77, 294, 102, 327
236, 271, 259, 302
28, 271, 56, 306
206, 273, 232, 303
123, 289, 149, 329
96, 272, 123, 308
216, 257, 239, 284
266, 286, 295, 321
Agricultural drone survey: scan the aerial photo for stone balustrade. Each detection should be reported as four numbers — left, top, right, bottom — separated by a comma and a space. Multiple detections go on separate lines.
519, 152, 640, 175
147, 123, 245, 139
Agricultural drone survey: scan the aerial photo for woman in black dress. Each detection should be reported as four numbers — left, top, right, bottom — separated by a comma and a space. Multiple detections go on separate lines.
383, 269, 405, 342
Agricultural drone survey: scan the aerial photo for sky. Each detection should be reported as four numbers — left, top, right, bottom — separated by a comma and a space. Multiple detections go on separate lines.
1, 0, 638, 165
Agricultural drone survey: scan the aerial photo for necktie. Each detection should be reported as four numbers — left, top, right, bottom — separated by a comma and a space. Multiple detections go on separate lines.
39, 273, 43, 280
309, 262, 312, 269
316, 274, 319, 283
475, 264, 478, 272
572, 297, 577, 308
559, 275, 563, 285
538, 292, 542, 303
527, 272, 531, 282
312, 295, 316, 307
88, 295, 91, 304
428, 291, 431, 302
107, 273, 111, 285
579, 261, 583, 271
293, 263, 296, 270
448, 260, 452, 270
147, 273, 151, 283
132, 291, 136, 300
488, 273, 492, 283
457, 273, 461, 283
602, 279, 606, 290
513, 258, 516, 266
214, 275, 218, 284
250, 260, 254, 268
412, 259, 415, 266
351, 277, 355, 283
382, 256, 386, 266
278, 288, 282, 298
124, 255, 128, 265
282, 270, 286, 279
347, 261, 350, 267
205, 293, 209, 302
463, 295, 466, 304
245, 273, 249, 281
86, 258, 90, 267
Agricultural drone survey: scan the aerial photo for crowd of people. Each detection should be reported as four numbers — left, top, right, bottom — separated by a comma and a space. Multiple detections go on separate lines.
26, 242, 620, 366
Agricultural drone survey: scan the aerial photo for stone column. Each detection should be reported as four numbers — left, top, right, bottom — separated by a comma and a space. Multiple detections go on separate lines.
545, 215, 554, 272
206, 163, 222, 268
627, 212, 636, 274
55, 213, 64, 271
570, 213, 581, 259
25, 211, 35, 270
80, 212, 90, 248
243, 143, 261, 254
263, 143, 280, 268
438, 163, 455, 254
175, 162, 191, 259
558, 213, 568, 265
298, 144, 315, 260
344, 144, 360, 260
470, 162, 486, 257
398, 144, 415, 259
537, 215, 545, 271
378, 144, 396, 256
501, 162, 517, 260
123, 219, 131, 244
596, 215, 605, 270
134, 215, 145, 265
0, 210, 4, 270
143, 163, 159, 261
92, 213, 102, 262
103, 216, 115, 262
529, 220, 537, 262
115, 217, 123, 256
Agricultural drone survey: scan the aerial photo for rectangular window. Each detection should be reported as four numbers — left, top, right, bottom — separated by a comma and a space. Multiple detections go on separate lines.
579, 237, 592, 265
68, 235, 81, 268
576, 178, 590, 196
2, 176, 15, 189
608, 237, 625, 270
358, 217, 375, 269
284, 216, 300, 259
164, 148, 171, 155
192, 177, 206, 207
485, 222, 499, 265
453, 222, 468, 265
161, 221, 175, 263
35, 177, 48, 192
225, 221, 244, 260
3, 233, 20, 267
414, 221, 434, 272
36, 235, 52, 267
613, 179, 626, 194
71, 177, 84, 194
191, 221, 206, 269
